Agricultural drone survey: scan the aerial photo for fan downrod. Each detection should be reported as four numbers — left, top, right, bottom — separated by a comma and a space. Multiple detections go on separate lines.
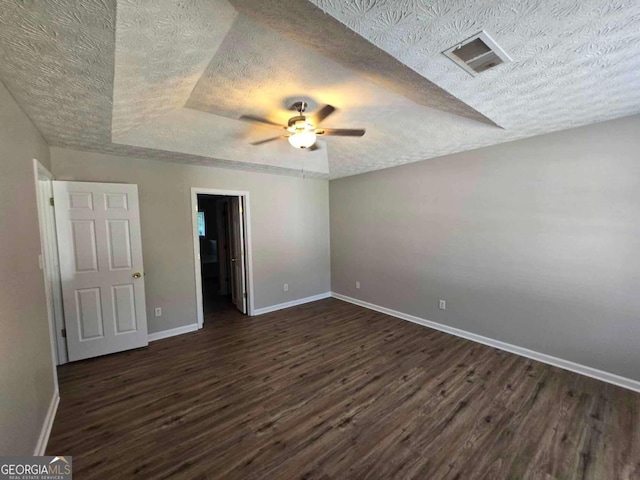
291, 101, 308, 115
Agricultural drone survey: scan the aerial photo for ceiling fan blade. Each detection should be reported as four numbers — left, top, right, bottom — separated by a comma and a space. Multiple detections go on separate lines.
250, 135, 285, 145
317, 128, 365, 137
311, 104, 336, 125
239, 115, 285, 128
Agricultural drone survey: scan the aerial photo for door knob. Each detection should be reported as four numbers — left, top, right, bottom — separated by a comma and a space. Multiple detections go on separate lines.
231, 258, 236, 262
133, 272, 142, 279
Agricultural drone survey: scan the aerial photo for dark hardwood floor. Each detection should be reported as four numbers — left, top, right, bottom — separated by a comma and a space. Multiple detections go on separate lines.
47, 298, 640, 479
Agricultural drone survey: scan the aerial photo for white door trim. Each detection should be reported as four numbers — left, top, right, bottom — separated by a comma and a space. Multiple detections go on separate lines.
191, 188, 255, 327
32, 159, 63, 380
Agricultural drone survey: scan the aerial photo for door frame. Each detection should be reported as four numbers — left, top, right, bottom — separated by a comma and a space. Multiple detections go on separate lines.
32, 159, 65, 375
190, 188, 255, 326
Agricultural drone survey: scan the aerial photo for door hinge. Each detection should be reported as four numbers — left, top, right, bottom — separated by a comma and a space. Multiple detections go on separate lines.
49, 197, 55, 206
61, 328, 67, 338
243, 292, 247, 298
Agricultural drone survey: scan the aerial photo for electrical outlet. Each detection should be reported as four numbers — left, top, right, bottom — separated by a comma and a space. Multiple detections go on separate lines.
439, 300, 446, 310
356, 281, 361, 289
154, 307, 162, 317
284, 284, 289, 292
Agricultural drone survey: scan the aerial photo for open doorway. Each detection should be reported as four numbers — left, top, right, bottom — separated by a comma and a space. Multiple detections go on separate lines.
191, 188, 254, 327
198, 195, 234, 316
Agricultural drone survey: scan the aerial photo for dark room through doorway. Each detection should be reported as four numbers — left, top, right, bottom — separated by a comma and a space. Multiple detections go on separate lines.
197, 194, 247, 321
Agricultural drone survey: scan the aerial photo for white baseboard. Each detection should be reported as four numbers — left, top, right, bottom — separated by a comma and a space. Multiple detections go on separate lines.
253, 292, 332, 316
34, 389, 59, 456
331, 292, 640, 393
148, 323, 199, 342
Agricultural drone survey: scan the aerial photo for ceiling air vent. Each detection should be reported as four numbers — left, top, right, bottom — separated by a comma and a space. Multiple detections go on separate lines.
443, 31, 511, 76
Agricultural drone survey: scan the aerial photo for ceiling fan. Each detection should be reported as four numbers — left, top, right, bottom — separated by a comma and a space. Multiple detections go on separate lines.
239, 101, 365, 150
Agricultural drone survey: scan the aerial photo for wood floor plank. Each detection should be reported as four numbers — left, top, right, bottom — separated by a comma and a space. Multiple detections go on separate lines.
47, 298, 640, 479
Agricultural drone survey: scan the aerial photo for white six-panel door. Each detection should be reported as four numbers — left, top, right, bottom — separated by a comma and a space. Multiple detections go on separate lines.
53, 181, 148, 361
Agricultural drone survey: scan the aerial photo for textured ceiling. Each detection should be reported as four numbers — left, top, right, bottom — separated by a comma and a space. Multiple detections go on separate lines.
309, 0, 640, 133
1, 0, 639, 178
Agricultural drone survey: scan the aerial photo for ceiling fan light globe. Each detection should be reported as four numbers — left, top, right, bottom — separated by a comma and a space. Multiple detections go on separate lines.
288, 131, 317, 149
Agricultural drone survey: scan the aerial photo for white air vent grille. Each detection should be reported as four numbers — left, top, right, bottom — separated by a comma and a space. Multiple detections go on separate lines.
443, 31, 511, 76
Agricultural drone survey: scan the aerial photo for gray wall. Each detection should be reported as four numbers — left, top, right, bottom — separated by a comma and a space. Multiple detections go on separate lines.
0, 81, 56, 454
51, 148, 331, 333
330, 114, 640, 382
